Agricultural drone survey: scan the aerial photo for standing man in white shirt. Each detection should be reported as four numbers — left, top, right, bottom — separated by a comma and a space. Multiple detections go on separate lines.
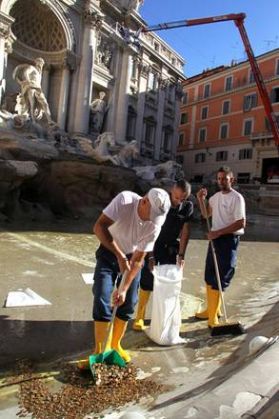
195, 166, 246, 328
83, 188, 170, 366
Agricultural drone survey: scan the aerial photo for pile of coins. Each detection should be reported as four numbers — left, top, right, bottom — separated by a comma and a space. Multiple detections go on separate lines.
11, 361, 164, 418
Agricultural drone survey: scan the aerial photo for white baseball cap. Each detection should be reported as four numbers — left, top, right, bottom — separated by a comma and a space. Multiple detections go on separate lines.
147, 188, 171, 226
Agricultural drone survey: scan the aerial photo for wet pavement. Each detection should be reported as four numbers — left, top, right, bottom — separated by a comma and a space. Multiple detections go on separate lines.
0, 217, 278, 418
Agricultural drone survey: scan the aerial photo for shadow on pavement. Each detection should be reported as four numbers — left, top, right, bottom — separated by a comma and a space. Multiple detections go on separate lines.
0, 315, 93, 373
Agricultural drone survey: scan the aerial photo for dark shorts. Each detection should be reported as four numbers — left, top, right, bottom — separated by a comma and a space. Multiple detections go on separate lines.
205, 235, 240, 291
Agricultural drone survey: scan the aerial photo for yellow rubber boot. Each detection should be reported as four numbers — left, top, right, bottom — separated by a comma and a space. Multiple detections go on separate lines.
77, 321, 111, 370
133, 289, 151, 331
208, 288, 221, 328
111, 317, 131, 363
195, 284, 211, 319
195, 285, 222, 320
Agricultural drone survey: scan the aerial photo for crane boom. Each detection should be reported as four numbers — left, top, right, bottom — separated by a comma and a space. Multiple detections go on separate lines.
143, 13, 279, 150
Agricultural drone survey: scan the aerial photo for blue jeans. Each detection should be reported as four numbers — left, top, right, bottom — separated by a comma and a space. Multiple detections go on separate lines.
205, 235, 240, 291
92, 245, 141, 321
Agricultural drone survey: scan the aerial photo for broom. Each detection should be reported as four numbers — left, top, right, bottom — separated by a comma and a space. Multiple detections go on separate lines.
89, 271, 128, 380
202, 199, 245, 336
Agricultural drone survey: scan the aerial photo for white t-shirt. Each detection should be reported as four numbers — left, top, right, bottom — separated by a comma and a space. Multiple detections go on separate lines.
103, 191, 160, 254
209, 189, 246, 235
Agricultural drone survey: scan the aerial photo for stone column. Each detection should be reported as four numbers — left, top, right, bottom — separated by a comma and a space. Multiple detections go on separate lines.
172, 97, 181, 158
71, 7, 102, 134
0, 13, 14, 106
57, 64, 70, 130
57, 51, 77, 130
154, 81, 166, 160
114, 50, 133, 143
135, 63, 148, 147
41, 65, 51, 98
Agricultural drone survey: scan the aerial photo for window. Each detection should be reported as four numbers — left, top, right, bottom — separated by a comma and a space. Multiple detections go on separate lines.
216, 150, 228, 161
237, 172, 250, 184
154, 42, 159, 52
222, 100, 230, 115
225, 76, 233, 91
162, 128, 172, 152
176, 155, 184, 165
243, 93, 257, 111
126, 106, 137, 141
249, 70, 255, 84
195, 153, 206, 163
204, 83, 210, 98
201, 106, 208, 120
265, 114, 279, 131
243, 119, 253, 136
276, 60, 279, 76
182, 92, 188, 104
148, 72, 158, 90
239, 148, 253, 160
199, 128, 206, 143
180, 113, 188, 124
144, 117, 156, 145
178, 133, 184, 146
271, 87, 279, 103
220, 123, 229, 140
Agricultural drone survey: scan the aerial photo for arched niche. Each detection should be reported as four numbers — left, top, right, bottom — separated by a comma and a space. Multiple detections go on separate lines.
4, 0, 76, 126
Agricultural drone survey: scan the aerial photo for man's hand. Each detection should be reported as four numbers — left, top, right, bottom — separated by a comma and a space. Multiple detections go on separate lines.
112, 288, 127, 306
176, 255, 185, 268
117, 254, 130, 274
207, 231, 220, 240
196, 187, 207, 201
148, 257, 155, 271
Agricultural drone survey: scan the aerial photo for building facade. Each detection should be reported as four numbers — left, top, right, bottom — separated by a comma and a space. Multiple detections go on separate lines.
178, 49, 279, 184
0, 0, 185, 162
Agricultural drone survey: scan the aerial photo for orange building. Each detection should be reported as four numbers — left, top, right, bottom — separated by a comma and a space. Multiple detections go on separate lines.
178, 48, 279, 184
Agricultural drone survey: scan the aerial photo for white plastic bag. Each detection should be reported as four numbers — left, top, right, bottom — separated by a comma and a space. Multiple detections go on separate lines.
145, 264, 185, 345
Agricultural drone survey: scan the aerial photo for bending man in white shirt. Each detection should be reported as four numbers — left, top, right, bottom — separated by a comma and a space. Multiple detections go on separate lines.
79, 188, 170, 368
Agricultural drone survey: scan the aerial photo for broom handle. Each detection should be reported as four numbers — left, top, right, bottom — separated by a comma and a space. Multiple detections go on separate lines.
202, 199, 228, 322
103, 270, 128, 351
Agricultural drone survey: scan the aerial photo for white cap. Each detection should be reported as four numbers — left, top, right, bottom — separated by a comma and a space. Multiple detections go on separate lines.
147, 188, 171, 226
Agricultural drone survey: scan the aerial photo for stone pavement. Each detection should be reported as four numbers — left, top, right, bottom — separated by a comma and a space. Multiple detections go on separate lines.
0, 221, 278, 418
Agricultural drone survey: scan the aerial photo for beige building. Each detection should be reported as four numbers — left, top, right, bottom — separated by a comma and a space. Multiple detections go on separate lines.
0, 0, 185, 162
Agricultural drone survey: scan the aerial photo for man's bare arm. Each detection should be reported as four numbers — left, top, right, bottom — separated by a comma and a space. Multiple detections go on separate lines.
208, 218, 246, 240
93, 213, 129, 272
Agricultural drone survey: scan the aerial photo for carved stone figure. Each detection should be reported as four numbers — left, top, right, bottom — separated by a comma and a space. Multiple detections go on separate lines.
93, 132, 117, 164
90, 91, 108, 133
134, 160, 183, 181
124, 0, 144, 12
13, 58, 54, 125
155, 160, 183, 180
112, 140, 139, 167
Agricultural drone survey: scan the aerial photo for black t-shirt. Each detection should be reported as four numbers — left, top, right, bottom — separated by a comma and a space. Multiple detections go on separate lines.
155, 200, 194, 246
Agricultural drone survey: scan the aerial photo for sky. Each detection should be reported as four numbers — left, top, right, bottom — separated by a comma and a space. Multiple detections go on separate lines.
140, 0, 279, 77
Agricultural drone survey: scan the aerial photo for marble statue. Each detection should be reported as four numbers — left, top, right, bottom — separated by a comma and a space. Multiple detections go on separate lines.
112, 140, 139, 167
134, 160, 183, 181
92, 131, 117, 164
90, 91, 108, 133
13, 58, 54, 125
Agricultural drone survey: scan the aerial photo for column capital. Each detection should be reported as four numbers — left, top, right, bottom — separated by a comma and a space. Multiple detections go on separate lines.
83, 2, 104, 29
0, 12, 14, 38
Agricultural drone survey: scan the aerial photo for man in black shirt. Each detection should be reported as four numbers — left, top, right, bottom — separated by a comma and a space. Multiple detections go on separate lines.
133, 179, 193, 331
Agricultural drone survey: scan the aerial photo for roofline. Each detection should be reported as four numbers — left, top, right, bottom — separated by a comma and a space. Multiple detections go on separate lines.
184, 47, 279, 85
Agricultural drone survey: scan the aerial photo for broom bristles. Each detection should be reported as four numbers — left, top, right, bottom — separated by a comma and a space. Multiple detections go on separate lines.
211, 321, 246, 336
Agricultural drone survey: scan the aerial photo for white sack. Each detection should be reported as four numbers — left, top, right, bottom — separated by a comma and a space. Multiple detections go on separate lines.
145, 264, 185, 345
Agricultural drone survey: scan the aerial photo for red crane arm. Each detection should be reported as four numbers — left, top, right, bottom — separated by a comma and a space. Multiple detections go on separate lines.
143, 13, 279, 149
